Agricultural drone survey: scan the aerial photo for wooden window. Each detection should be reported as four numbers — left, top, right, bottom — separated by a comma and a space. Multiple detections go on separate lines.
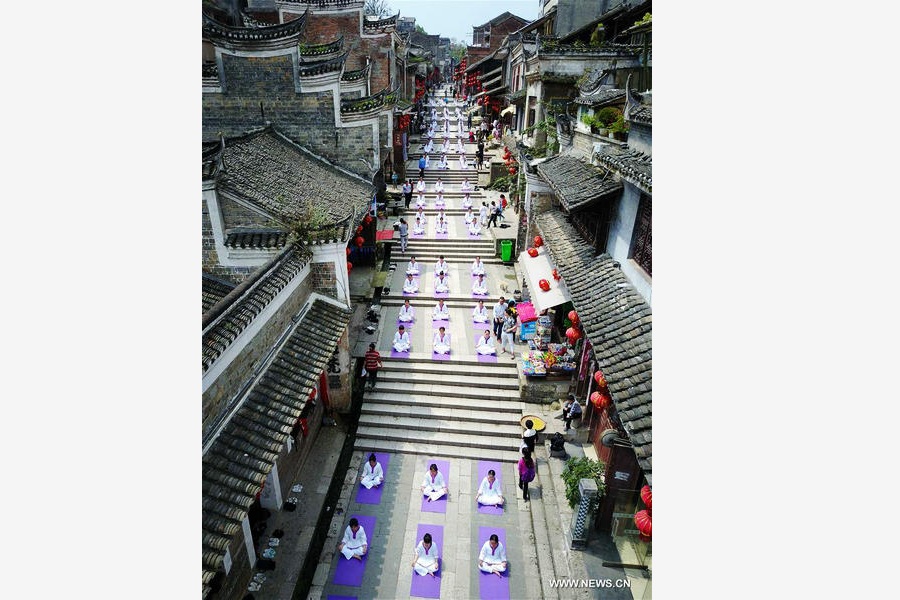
629, 194, 652, 276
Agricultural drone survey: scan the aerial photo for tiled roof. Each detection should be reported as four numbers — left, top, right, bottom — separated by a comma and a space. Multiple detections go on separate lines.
535, 211, 651, 481
201, 298, 351, 597
536, 155, 623, 213
629, 104, 652, 125
574, 88, 625, 106
218, 127, 374, 227
593, 145, 652, 194
224, 230, 289, 250
202, 273, 237, 315
202, 246, 309, 373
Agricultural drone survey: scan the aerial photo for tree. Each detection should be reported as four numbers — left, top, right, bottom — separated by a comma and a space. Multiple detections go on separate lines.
450, 42, 466, 62
364, 0, 392, 18
414, 24, 428, 35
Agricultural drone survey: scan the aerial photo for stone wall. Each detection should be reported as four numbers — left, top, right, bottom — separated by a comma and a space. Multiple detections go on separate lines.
203, 281, 313, 436
311, 261, 337, 297
203, 196, 257, 283
336, 122, 376, 167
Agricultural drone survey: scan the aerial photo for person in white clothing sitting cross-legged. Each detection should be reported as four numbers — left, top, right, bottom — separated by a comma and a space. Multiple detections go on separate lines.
432, 327, 451, 354
475, 328, 497, 355
411, 532, 440, 577
421, 463, 448, 502
398, 298, 415, 322
472, 274, 488, 296
478, 534, 507, 576
360, 454, 384, 489
392, 325, 411, 352
476, 469, 504, 506
472, 299, 489, 323
471, 256, 486, 276
337, 518, 368, 561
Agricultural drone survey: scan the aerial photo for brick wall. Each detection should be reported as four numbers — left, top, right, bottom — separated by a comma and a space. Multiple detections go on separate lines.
203, 281, 313, 436
220, 195, 274, 230
311, 261, 337, 296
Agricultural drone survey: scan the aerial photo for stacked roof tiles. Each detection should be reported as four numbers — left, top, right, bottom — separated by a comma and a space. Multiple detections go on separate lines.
536, 155, 623, 212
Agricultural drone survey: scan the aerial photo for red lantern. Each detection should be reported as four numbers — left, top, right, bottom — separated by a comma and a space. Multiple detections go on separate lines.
508, 167, 516, 175
552, 268, 561, 281
640, 485, 652, 510
590, 391, 611, 410
565, 327, 581, 343
568, 310, 579, 325
347, 261, 353, 272
538, 278, 550, 292
309, 388, 317, 399
593, 370, 606, 387
345, 247, 351, 256
363, 214, 373, 226
354, 236, 364, 248
356, 225, 363, 235
527, 247, 538, 257
634, 509, 652, 537
533, 235, 543, 247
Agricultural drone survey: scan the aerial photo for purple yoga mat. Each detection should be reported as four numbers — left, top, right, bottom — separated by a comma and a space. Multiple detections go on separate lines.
477, 461, 504, 514
390, 350, 410, 358
469, 233, 481, 239
478, 526, 510, 599
355, 453, 391, 505
472, 321, 491, 330
403, 291, 420, 297
398, 319, 416, 326
477, 352, 498, 363
327, 596, 357, 600
435, 232, 449, 239
433, 291, 449, 299
420, 459, 450, 513
432, 319, 449, 328
333, 515, 376, 586
432, 352, 451, 361
410, 524, 443, 598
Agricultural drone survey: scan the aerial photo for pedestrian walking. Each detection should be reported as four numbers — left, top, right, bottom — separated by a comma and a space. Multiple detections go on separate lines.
486, 201, 499, 228
518, 448, 536, 502
418, 155, 427, 177
402, 180, 413, 209
363, 343, 383, 391
522, 419, 537, 454
398, 218, 408, 253
500, 308, 517, 359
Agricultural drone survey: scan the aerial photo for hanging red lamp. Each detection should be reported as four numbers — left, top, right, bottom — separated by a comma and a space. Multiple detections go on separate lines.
347, 261, 353, 272
354, 236, 364, 248
590, 390, 611, 410
640, 485, 652, 510
527, 247, 539, 257
568, 310, 579, 325
508, 167, 516, 175
593, 370, 607, 387
538, 278, 551, 292
551, 268, 561, 281
634, 509, 652, 538
356, 225, 364, 235
345, 247, 351, 257
533, 235, 543, 247
565, 327, 581, 343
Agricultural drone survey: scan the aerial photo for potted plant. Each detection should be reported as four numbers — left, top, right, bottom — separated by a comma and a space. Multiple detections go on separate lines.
608, 114, 628, 141
580, 113, 608, 136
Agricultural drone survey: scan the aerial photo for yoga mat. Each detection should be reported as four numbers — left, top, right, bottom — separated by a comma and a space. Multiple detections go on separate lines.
432, 319, 449, 328
472, 321, 491, 330
402, 289, 420, 297
333, 515, 376, 586
390, 350, 410, 358
327, 596, 357, 600
398, 319, 416, 326
432, 351, 451, 361
469, 233, 481, 239
410, 524, 444, 598
420, 459, 450, 513
478, 526, 510, 599
433, 291, 449, 299
477, 352, 498, 363
355, 453, 391, 505
477, 461, 504, 514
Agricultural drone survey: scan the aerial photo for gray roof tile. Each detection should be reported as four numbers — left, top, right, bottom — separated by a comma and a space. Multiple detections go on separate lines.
536, 155, 623, 213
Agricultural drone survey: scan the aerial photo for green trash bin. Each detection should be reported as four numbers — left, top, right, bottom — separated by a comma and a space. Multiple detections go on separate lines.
500, 239, 513, 262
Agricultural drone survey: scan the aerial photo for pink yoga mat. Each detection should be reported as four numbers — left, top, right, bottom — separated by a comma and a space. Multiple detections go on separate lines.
332, 515, 376, 586
477, 461, 504, 514
478, 526, 510, 599
420, 459, 450, 513
355, 453, 391, 505
409, 524, 443, 598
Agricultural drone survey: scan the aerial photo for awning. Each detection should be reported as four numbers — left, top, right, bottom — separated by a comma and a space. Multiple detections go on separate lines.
500, 105, 516, 116
517, 246, 572, 313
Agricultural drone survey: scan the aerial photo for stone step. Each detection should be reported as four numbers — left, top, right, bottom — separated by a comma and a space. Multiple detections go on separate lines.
368, 381, 520, 401
377, 371, 519, 390
355, 425, 521, 452
362, 391, 523, 413
353, 436, 521, 464
362, 402, 521, 427
358, 413, 523, 438
379, 359, 518, 377
387, 253, 500, 263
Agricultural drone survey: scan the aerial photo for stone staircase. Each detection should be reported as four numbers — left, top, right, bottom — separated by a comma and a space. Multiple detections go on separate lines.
355, 356, 524, 463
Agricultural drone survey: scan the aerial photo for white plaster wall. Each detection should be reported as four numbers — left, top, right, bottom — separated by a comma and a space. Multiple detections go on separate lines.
605, 183, 651, 305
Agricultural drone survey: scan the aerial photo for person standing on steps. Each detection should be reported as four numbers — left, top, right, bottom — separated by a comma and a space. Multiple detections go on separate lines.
493, 296, 507, 340
398, 218, 408, 254
518, 447, 536, 502
402, 180, 413, 210
522, 419, 537, 454
486, 201, 499, 228
501, 308, 517, 358
363, 342, 383, 391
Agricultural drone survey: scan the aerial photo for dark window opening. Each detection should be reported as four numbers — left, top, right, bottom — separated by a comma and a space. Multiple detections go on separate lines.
629, 194, 652, 276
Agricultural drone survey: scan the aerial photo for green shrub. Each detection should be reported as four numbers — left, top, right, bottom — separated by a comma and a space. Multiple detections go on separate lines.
608, 114, 628, 134
561, 456, 607, 512
596, 107, 621, 128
